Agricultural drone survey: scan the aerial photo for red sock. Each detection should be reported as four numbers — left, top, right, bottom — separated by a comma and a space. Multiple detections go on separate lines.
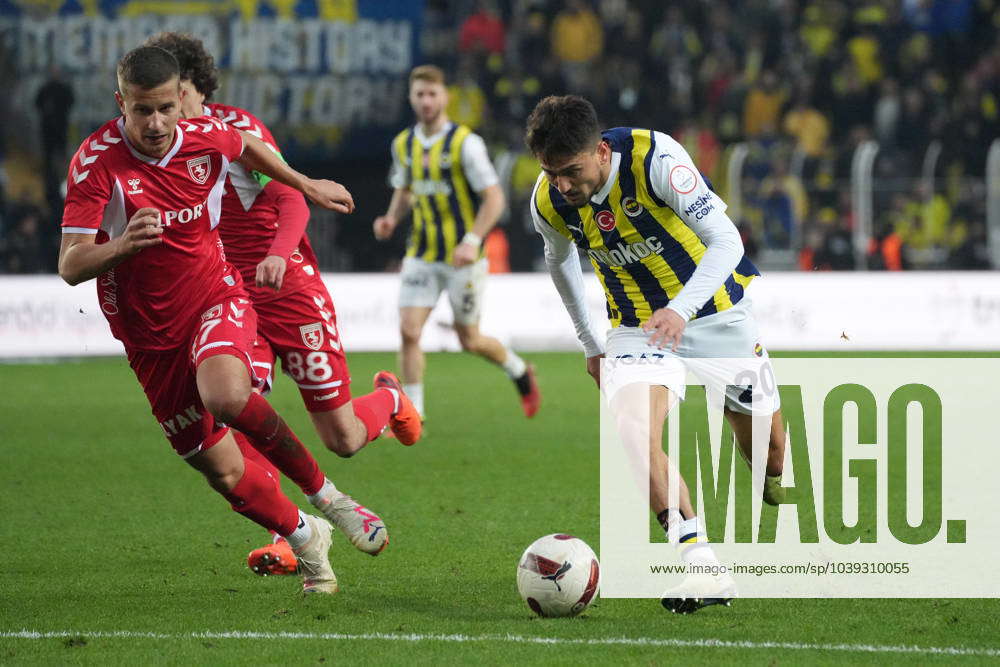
222, 457, 299, 536
231, 392, 325, 496
352, 388, 395, 442
233, 431, 281, 491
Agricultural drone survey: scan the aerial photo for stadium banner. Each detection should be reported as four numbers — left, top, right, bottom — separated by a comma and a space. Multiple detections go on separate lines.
2, 272, 1000, 358
0, 0, 422, 160
598, 357, 999, 597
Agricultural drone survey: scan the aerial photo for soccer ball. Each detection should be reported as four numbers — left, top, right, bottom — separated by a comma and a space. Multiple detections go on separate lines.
516, 534, 600, 617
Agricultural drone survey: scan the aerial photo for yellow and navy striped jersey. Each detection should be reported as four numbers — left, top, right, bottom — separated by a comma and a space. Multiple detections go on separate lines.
391, 123, 481, 264
531, 127, 759, 327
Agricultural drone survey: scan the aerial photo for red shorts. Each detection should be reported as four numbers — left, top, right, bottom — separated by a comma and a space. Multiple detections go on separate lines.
250, 280, 352, 413
127, 294, 259, 458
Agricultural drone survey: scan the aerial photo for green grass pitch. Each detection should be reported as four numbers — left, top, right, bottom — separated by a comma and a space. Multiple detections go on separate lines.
2, 352, 999, 665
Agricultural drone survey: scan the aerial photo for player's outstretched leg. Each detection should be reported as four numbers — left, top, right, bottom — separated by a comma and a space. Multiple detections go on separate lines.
188, 432, 337, 593
611, 383, 736, 614
310, 383, 408, 457
454, 323, 541, 418
199, 355, 326, 496
198, 353, 390, 556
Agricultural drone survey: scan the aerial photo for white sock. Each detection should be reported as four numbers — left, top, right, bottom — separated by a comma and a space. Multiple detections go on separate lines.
284, 510, 313, 549
500, 350, 527, 379
403, 383, 424, 418
676, 516, 721, 567
306, 478, 338, 505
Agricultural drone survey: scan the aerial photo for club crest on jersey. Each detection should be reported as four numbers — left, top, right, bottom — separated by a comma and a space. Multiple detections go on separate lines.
595, 209, 617, 231
622, 197, 644, 217
300, 322, 324, 351
186, 155, 211, 184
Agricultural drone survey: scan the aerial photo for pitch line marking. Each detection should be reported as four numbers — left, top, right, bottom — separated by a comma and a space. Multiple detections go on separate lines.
2, 630, 999, 657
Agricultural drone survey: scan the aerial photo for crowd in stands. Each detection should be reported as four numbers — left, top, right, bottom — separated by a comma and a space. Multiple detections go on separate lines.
1, 0, 997, 273
425, 0, 999, 271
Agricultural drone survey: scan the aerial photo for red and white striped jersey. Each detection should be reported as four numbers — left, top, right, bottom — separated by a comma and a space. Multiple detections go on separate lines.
62, 116, 246, 351
204, 103, 320, 304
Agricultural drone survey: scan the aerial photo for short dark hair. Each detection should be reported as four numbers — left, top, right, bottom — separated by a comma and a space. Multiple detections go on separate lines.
525, 95, 602, 161
143, 32, 219, 100
117, 46, 179, 91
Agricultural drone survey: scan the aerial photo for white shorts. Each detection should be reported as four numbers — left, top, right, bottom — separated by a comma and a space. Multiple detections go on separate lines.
601, 300, 780, 416
398, 256, 488, 325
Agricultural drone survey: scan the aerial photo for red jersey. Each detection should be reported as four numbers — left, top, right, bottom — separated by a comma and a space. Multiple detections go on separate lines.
205, 103, 319, 304
62, 116, 246, 351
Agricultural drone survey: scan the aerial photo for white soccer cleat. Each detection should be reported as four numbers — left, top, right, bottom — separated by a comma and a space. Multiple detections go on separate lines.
291, 515, 338, 594
310, 490, 389, 556
660, 572, 737, 614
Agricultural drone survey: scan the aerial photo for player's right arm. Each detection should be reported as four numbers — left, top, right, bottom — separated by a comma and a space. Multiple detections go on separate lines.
373, 137, 414, 240
59, 209, 164, 285
58, 145, 164, 286
529, 181, 604, 386
373, 187, 414, 240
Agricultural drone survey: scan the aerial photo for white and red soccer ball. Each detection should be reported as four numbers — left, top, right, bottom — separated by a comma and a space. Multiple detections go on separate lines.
516, 534, 600, 617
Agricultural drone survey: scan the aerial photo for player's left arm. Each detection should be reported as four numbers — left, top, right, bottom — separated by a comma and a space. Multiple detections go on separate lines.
452, 133, 505, 267
256, 179, 310, 290
236, 130, 354, 214
645, 132, 744, 349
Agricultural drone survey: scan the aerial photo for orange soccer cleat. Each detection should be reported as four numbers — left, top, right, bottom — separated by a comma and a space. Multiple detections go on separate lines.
516, 365, 541, 418
373, 371, 423, 446
247, 537, 298, 576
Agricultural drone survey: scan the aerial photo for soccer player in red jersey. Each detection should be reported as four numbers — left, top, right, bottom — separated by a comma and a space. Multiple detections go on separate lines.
142, 32, 422, 575
58, 46, 391, 594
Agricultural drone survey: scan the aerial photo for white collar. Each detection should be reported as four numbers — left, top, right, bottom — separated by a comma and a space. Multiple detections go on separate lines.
590, 152, 621, 204
414, 121, 454, 144
117, 117, 184, 167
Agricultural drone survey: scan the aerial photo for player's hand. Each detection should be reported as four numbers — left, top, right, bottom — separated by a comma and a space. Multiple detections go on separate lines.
256, 255, 287, 291
119, 207, 164, 256
586, 354, 604, 388
644, 307, 686, 351
304, 179, 354, 214
373, 215, 396, 240
451, 241, 478, 267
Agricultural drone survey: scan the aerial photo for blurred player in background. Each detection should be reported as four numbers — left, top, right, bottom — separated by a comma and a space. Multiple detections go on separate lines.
144, 32, 422, 576
58, 45, 384, 595
373, 65, 540, 422
526, 95, 787, 613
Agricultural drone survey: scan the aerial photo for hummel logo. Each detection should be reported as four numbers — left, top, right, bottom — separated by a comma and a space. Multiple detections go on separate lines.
127, 178, 143, 195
